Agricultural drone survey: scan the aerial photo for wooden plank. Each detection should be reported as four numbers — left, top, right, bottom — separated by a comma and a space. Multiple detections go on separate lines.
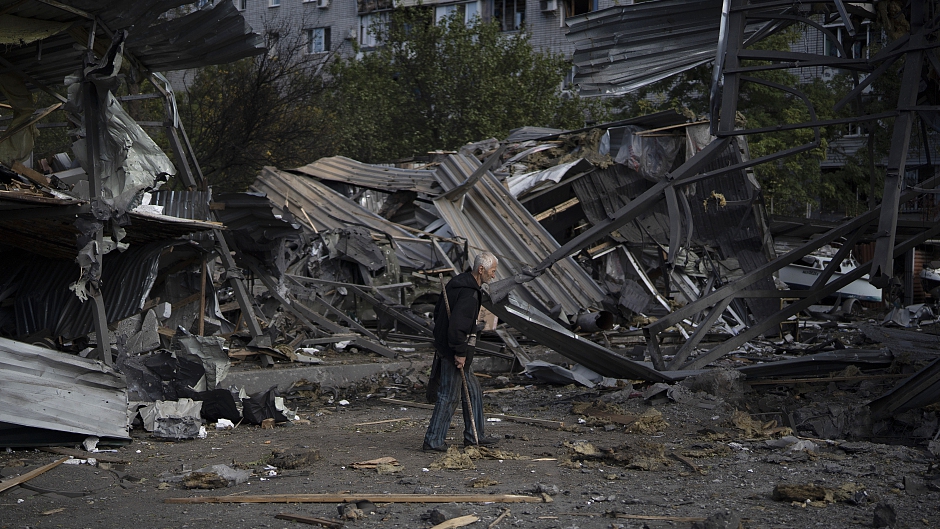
274, 514, 343, 528
380, 398, 435, 410
488, 414, 564, 429
0, 457, 68, 493
166, 493, 544, 504
488, 508, 511, 529
431, 515, 479, 529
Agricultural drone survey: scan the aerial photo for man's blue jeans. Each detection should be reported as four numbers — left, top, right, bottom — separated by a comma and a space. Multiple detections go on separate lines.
423, 355, 484, 448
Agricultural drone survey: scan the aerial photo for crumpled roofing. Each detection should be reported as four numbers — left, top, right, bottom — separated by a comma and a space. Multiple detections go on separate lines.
250, 166, 442, 271
433, 154, 606, 319
0, 0, 264, 93
292, 156, 442, 196
566, 0, 772, 95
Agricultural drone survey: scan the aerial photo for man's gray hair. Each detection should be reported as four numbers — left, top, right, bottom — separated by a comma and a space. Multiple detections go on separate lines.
473, 252, 498, 271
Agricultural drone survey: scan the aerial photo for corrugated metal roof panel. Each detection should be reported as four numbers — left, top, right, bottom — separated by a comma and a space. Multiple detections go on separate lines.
433, 154, 606, 319
250, 167, 441, 270
0, 336, 129, 441
0, 0, 264, 92
566, 0, 774, 95
291, 157, 442, 196
5, 241, 172, 339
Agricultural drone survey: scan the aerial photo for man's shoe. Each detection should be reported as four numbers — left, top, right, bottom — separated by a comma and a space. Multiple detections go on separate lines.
422, 442, 449, 452
464, 435, 500, 447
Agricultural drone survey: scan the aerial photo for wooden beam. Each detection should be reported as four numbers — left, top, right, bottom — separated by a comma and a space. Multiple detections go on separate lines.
0, 457, 68, 494
274, 514, 342, 528
534, 197, 580, 221
165, 493, 544, 504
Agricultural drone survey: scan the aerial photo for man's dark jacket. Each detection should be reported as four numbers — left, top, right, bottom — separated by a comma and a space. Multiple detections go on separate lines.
433, 271, 481, 366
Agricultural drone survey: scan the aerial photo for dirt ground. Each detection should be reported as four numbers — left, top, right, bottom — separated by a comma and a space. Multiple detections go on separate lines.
2, 351, 939, 529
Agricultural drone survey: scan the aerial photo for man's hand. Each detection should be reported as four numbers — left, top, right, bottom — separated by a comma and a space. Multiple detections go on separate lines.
455, 356, 466, 369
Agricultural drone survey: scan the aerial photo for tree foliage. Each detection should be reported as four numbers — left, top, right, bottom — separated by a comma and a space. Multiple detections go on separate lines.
181, 22, 338, 192
326, 8, 601, 162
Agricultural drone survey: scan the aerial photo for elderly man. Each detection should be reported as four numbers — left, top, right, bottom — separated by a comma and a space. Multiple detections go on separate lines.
422, 251, 500, 451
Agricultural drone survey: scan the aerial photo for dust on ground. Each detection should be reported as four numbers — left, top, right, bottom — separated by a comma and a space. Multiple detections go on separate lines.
2, 354, 938, 529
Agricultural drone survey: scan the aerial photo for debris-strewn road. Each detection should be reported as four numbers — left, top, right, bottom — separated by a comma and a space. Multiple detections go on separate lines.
2, 370, 938, 529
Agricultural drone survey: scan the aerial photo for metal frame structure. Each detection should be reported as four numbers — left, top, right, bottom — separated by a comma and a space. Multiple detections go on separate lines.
523, 0, 940, 372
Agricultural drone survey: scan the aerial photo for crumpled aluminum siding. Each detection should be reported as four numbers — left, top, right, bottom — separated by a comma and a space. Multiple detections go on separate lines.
0, 0, 264, 91
250, 167, 440, 271
566, 0, 768, 95
292, 156, 442, 197
8, 241, 171, 339
433, 154, 605, 319
0, 336, 129, 441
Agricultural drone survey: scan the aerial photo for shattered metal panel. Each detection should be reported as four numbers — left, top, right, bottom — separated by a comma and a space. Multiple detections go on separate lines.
292, 156, 442, 196
484, 294, 675, 383
0, 336, 129, 441
0, 0, 264, 91
572, 163, 668, 243
433, 154, 606, 318
565, 0, 773, 95
6, 242, 169, 339
250, 167, 439, 270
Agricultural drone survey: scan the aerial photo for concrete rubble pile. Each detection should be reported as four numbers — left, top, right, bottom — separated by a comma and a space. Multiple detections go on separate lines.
0, 0, 939, 468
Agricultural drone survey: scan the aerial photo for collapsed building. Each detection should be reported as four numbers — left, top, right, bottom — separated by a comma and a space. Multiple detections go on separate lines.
1, 0, 939, 449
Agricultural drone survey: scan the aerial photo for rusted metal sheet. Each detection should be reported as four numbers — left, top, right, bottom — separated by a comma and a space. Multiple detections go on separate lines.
0, 336, 129, 445
433, 154, 605, 320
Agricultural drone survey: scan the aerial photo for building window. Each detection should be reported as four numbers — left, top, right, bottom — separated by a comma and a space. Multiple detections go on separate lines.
564, 0, 595, 17
493, 0, 524, 31
435, 2, 480, 25
359, 12, 388, 48
269, 0, 280, 7
236, 0, 246, 10
824, 23, 870, 59
306, 27, 331, 54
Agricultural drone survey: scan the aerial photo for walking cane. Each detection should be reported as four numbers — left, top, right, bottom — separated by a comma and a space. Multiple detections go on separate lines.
439, 274, 480, 446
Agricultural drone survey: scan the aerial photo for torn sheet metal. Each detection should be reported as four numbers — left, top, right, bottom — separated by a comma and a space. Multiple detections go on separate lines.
69, 86, 175, 213
434, 154, 605, 319
0, 0, 264, 92
507, 159, 594, 199
483, 293, 676, 383
565, 0, 773, 95
0, 336, 129, 444
251, 166, 439, 270
292, 156, 442, 196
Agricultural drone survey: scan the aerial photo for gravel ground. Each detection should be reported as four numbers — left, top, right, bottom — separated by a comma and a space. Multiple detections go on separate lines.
2, 355, 939, 529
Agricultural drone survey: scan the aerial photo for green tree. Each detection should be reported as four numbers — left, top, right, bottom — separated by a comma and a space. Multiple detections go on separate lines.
327, 8, 601, 162
181, 21, 338, 192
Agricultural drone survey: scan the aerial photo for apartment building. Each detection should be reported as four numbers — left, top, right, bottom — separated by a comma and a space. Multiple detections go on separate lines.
232, 0, 627, 61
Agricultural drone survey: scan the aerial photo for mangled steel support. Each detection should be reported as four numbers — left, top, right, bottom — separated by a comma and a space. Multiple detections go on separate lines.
78, 28, 116, 366
869, 1, 927, 288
